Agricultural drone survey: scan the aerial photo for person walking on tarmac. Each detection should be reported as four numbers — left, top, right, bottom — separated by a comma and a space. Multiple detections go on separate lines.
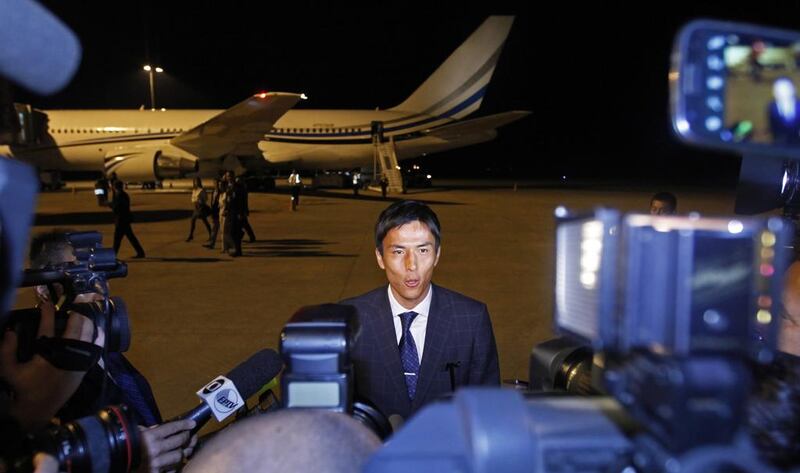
352, 171, 361, 196
379, 174, 389, 199
186, 177, 212, 242
288, 170, 302, 211
236, 176, 256, 243
109, 180, 145, 258
224, 171, 245, 257
204, 178, 224, 249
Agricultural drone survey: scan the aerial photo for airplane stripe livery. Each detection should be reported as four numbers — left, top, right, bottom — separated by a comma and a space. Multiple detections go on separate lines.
6, 16, 530, 182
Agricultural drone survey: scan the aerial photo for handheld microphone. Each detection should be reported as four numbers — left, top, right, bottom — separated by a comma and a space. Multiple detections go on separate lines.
170, 349, 283, 434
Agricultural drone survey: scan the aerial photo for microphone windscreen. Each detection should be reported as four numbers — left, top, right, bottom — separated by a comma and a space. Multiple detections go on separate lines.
0, 0, 81, 94
226, 348, 283, 398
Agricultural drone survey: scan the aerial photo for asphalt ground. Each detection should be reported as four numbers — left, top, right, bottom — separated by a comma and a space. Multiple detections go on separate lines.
14, 181, 736, 428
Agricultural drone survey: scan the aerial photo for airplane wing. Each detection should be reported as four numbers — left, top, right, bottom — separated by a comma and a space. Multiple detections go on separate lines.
171, 92, 303, 158
422, 111, 530, 140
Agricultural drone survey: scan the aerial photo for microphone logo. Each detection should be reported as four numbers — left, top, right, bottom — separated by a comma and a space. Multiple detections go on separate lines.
215, 389, 239, 413
197, 374, 246, 421
202, 378, 226, 395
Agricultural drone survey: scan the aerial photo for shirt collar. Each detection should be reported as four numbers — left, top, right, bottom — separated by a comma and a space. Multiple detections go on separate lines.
387, 284, 433, 318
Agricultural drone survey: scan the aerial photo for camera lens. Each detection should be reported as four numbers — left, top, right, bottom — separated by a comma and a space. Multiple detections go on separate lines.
35, 404, 141, 473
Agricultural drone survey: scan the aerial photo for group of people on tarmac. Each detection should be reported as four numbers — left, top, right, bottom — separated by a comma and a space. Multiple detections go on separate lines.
187, 171, 255, 257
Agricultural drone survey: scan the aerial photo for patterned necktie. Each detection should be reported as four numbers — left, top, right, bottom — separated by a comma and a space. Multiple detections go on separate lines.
398, 311, 420, 400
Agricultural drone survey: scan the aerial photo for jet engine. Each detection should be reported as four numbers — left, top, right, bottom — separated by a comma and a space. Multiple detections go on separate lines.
104, 146, 199, 182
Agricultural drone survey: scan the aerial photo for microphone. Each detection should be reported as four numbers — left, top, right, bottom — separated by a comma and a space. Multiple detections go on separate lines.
170, 349, 283, 434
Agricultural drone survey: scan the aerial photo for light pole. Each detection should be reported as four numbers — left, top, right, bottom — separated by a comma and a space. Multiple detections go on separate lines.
143, 65, 163, 110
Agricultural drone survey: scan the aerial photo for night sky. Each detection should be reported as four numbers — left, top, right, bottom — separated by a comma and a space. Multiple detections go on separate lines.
17, 1, 800, 183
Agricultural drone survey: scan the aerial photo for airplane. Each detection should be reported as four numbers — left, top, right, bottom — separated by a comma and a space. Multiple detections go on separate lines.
3, 16, 529, 188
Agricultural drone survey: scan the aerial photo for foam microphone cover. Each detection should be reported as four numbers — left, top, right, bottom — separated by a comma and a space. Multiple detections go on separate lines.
0, 0, 81, 94
227, 348, 284, 398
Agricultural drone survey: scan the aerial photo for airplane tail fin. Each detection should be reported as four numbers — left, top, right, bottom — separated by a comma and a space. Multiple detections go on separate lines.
390, 16, 514, 118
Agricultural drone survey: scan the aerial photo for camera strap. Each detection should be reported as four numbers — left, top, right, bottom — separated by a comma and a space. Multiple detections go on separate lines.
34, 336, 102, 371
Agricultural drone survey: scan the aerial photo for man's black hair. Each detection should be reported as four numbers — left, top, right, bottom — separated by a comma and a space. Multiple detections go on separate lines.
650, 191, 677, 211
374, 200, 440, 254
29, 228, 76, 268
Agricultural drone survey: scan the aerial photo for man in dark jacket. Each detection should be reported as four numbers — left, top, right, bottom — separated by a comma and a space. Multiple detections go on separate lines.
340, 201, 500, 421
110, 180, 145, 258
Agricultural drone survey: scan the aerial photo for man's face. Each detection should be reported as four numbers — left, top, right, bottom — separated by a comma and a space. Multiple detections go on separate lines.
649, 199, 674, 215
375, 220, 440, 309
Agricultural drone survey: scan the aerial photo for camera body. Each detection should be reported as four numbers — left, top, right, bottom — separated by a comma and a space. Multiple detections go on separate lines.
279, 304, 359, 412
6, 231, 130, 360
6, 297, 131, 361
279, 304, 393, 439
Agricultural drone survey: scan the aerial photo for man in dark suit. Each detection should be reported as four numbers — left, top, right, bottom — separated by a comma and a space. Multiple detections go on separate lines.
110, 180, 145, 258
768, 77, 800, 145
341, 200, 500, 421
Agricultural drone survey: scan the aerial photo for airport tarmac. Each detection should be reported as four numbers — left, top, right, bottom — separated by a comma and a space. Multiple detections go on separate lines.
16, 181, 738, 425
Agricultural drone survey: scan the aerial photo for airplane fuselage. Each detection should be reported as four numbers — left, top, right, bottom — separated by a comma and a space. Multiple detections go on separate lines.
7, 16, 523, 180
16, 106, 493, 173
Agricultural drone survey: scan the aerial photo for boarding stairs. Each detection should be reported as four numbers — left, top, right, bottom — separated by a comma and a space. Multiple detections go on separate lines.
370, 135, 404, 194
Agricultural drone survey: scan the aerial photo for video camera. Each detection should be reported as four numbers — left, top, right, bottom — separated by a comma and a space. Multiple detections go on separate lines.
5, 231, 131, 361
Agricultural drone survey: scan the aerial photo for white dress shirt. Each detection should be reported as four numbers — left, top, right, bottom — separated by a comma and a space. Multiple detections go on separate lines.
387, 285, 432, 364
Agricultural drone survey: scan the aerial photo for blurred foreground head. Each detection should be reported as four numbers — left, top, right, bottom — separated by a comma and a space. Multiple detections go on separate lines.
0, 0, 81, 321
185, 410, 381, 473
0, 0, 81, 95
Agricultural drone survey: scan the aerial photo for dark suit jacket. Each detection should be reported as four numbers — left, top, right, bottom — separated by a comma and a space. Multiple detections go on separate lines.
57, 353, 162, 427
341, 284, 500, 420
110, 190, 133, 224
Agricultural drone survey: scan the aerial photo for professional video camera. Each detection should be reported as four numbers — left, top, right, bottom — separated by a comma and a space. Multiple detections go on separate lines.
279, 304, 393, 439
5, 231, 131, 361
7, 405, 141, 473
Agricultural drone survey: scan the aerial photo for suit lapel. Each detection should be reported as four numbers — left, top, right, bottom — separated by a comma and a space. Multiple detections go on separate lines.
412, 284, 453, 410
370, 288, 410, 407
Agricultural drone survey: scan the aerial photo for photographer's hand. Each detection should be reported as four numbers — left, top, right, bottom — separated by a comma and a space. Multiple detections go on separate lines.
0, 302, 95, 432
137, 419, 197, 473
